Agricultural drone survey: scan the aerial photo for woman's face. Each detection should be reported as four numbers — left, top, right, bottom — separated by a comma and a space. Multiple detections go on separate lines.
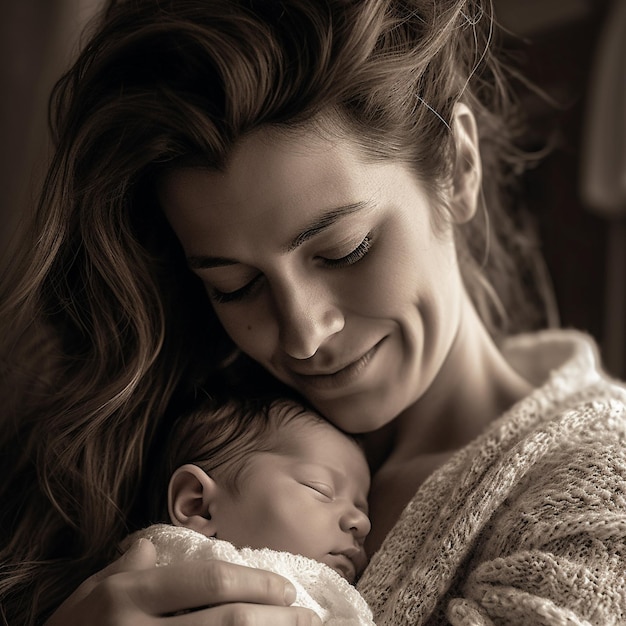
160, 125, 467, 433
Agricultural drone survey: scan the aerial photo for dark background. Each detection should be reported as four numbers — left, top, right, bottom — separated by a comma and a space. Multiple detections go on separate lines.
495, 0, 625, 378
1, 0, 624, 377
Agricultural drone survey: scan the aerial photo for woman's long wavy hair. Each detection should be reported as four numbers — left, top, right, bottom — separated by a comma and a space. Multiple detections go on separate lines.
0, 0, 551, 623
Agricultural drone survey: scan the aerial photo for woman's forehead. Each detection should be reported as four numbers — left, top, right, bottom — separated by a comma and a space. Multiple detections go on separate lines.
157, 128, 388, 244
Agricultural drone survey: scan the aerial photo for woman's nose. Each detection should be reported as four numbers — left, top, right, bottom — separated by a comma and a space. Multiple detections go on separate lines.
340, 507, 372, 540
275, 279, 344, 359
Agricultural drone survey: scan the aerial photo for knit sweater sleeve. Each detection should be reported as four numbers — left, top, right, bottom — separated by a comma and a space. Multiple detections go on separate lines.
447, 400, 626, 626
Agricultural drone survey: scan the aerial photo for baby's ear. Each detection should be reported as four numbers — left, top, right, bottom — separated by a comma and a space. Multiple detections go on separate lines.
449, 102, 482, 224
168, 464, 219, 537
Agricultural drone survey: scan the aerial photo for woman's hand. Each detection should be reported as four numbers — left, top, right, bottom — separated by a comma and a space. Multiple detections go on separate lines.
45, 539, 322, 625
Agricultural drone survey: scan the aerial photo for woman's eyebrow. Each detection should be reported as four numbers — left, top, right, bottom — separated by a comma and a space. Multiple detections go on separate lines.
286, 201, 371, 252
186, 200, 371, 269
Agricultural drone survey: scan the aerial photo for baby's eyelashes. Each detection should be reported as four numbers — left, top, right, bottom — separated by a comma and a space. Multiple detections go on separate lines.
304, 482, 334, 499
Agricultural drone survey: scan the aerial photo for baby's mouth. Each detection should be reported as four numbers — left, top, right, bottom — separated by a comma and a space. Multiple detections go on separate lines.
327, 551, 359, 582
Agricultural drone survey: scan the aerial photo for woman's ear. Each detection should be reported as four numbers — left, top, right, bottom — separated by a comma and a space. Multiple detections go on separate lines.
449, 102, 482, 224
168, 464, 220, 537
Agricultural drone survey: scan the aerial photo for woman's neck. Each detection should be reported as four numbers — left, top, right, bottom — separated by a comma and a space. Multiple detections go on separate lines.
385, 300, 531, 460
364, 300, 533, 554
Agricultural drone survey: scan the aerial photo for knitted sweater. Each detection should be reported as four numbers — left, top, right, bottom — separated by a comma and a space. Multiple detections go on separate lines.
356, 330, 626, 626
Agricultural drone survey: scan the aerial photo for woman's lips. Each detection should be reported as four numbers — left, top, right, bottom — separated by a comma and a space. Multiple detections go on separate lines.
290, 341, 383, 391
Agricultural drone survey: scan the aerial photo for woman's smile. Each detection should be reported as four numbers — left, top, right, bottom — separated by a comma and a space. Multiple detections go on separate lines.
287, 338, 385, 392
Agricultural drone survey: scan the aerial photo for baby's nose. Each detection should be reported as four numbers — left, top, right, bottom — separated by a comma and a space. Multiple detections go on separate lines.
341, 506, 371, 540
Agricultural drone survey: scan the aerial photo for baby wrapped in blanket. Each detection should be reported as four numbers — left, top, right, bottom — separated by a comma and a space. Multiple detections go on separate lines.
124, 393, 375, 625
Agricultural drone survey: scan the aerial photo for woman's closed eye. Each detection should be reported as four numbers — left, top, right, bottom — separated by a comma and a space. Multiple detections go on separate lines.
318, 234, 372, 269
207, 274, 263, 304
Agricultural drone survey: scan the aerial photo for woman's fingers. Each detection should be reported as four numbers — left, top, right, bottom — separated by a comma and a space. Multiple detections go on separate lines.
106, 559, 298, 615
46, 544, 313, 625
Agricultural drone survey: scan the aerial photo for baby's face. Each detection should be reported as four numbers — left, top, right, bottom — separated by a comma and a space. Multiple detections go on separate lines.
212, 416, 371, 582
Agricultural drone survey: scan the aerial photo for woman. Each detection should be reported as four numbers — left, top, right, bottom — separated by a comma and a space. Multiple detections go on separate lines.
1, 0, 624, 624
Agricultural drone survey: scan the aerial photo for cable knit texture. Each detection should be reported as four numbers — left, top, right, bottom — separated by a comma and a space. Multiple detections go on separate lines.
356, 330, 626, 625
125, 524, 375, 625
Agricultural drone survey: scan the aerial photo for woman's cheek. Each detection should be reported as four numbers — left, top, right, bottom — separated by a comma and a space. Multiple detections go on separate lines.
215, 301, 277, 361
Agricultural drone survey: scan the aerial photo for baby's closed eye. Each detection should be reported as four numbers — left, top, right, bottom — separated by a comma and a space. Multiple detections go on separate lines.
304, 482, 334, 499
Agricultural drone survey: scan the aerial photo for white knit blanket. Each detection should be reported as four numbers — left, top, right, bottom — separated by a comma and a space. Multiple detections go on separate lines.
356, 330, 626, 625
127, 524, 375, 625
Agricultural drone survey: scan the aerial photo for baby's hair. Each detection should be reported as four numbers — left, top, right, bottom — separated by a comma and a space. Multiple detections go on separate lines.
152, 393, 350, 521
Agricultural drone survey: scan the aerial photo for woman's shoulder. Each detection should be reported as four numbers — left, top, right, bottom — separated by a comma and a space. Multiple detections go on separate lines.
457, 390, 626, 623
467, 334, 626, 573
486, 330, 626, 493
500, 328, 626, 430
502, 328, 618, 388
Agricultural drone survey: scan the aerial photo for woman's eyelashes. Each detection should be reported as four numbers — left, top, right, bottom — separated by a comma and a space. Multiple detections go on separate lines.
207, 233, 373, 305
208, 274, 263, 304
317, 234, 372, 269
